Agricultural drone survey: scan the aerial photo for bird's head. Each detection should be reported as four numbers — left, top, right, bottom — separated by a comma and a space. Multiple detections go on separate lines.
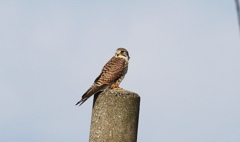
115, 48, 130, 60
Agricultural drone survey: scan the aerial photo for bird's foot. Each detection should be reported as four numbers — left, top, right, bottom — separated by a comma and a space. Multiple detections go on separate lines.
113, 87, 123, 90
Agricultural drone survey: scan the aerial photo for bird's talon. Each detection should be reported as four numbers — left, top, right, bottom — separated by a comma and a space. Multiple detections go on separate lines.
113, 87, 123, 90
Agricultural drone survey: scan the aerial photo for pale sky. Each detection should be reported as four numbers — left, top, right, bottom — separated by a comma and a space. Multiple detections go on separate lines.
1, 1, 240, 142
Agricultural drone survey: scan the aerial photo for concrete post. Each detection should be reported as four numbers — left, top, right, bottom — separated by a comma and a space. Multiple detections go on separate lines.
89, 89, 140, 142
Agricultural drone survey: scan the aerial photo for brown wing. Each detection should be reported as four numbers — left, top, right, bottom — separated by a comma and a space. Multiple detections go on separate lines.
94, 57, 126, 85
75, 57, 126, 106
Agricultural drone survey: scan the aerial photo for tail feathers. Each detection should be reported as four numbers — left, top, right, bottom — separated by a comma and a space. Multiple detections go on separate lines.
75, 91, 92, 106
75, 84, 107, 106
75, 98, 88, 106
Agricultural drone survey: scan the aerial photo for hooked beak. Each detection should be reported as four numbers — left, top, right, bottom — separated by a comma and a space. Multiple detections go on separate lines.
116, 50, 121, 56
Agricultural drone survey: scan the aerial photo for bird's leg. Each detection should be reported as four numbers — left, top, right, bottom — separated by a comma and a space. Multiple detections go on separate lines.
111, 83, 123, 90
113, 87, 123, 90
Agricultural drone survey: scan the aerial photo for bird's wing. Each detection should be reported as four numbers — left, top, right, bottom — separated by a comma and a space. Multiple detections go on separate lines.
94, 57, 127, 85
75, 57, 126, 106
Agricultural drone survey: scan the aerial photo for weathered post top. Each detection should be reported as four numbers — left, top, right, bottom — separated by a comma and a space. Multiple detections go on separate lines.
89, 89, 140, 142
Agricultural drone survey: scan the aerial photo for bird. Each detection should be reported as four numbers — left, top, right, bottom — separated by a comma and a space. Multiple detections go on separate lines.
76, 48, 130, 106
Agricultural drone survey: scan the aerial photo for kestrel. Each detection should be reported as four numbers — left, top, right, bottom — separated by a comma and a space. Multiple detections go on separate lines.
76, 48, 130, 106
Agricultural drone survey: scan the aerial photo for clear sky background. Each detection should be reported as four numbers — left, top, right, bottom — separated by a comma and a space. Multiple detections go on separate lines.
1, 1, 240, 142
